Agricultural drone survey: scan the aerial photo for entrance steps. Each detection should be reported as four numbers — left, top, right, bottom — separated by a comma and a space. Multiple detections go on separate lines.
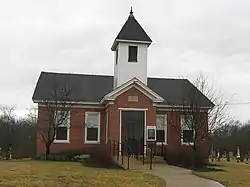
114, 155, 146, 170
137, 155, 166, 164
113, 155, 166, 170
151, 156, 166, 164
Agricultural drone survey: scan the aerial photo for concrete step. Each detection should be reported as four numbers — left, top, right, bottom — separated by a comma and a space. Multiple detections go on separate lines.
113, 155, 167, 171
142, 156, 166, 164
129, 155, 166, 164
114, 155, 148, 170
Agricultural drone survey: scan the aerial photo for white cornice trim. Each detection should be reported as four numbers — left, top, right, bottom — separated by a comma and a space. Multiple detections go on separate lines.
38, 103, 104, 109
104, 101, 114, 108
118, 108, 148, 111
33, 100, 100, 105
111, 39, 151, 51
116, 39, 151, 44
155, 104, 212, 109
156, 105, 210, 112
156, 108, 208, 112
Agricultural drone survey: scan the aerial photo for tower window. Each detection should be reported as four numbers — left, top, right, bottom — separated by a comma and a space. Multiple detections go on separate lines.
128, 46, 138, 62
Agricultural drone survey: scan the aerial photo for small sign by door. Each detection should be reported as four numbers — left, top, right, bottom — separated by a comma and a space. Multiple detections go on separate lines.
147, 126, 156, 141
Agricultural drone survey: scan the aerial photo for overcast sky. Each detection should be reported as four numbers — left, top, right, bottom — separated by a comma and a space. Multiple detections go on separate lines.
0, 0, 250, 121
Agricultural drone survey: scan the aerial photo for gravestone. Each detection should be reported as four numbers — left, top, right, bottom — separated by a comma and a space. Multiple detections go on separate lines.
247, 152, 250, 161
8, 144, 12, 160
210, 150, 216, 162
226, 151, 230, 162
224, 150, 227, 158
212, 150, 216, 157
245, 152, 249, 164
236, 146, 240, 163
229, 152, 234, 160
217, 151, 220, 162
229, 152, 234, 158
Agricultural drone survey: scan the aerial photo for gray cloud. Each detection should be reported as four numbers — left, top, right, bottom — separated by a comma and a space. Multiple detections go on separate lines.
0, 0, 250, 121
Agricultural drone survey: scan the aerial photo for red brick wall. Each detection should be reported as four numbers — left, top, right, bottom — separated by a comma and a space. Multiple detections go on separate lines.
37, 106, 106, 156
156, 110, 209, 159
37, 87, 209, 160
106, 87, 156, 143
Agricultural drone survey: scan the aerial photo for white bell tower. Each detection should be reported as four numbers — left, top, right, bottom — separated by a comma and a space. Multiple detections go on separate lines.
111, 8, 152, 89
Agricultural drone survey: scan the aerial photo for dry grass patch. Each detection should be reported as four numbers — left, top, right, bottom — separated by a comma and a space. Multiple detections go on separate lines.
193, 160, 250, 187
0, 160, 164, 187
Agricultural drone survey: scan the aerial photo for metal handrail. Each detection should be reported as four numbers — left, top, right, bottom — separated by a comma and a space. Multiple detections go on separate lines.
109, 139, 165, 170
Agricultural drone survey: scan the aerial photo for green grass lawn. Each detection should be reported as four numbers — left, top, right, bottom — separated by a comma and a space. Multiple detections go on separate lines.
193, 160, 250, 187
0, 160, 165, 187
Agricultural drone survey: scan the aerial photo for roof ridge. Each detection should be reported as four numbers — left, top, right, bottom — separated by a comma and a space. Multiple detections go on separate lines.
148, 76, 188, 80
41, 71, 189, 81
41, 71, 113, 78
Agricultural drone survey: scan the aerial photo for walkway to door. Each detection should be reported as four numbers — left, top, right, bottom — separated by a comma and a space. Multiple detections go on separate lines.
115, 156, 225, 187
143, 163, 225, 187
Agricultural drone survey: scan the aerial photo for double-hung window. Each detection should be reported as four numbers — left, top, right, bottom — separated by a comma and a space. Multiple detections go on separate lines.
180, 115, 194, 145
156, 114, 167, 144
85, 112, 100, 144
54, 110, 70, 143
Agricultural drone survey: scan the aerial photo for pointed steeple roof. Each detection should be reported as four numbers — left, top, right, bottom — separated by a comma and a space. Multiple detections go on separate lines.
111, 8, 152, 50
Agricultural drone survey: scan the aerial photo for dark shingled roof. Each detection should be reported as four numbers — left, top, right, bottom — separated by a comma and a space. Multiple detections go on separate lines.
32, 72, 214, 107
114, 11, 152, 43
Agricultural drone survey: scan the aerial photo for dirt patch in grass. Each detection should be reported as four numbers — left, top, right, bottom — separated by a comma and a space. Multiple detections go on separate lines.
0, 160, 165, 187
193, 160, 250, 187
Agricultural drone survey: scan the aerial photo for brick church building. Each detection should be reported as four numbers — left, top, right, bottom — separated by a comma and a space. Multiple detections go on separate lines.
33, 9, 213, 158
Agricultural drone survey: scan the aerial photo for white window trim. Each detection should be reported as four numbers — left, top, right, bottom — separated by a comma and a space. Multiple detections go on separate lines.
180, 115, 194, 146
84, 111, 101, 144
156, 114, 167, 145
54, 111, 70, 144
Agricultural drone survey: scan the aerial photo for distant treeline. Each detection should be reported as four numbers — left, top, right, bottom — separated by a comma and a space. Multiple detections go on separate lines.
0, 108, 36, 158
212, 120, 250, 154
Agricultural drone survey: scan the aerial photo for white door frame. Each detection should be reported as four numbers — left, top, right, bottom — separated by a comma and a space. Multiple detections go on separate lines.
119, 108, 148, 155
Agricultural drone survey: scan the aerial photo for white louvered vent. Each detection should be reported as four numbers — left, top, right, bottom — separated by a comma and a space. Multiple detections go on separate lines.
128, 95, 138, 102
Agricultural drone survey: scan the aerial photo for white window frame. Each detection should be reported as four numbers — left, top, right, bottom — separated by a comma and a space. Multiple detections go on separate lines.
85, 111, 101, 144
54, 111, 70, 143
156, 114, 167, 145
180, 115, 195, 146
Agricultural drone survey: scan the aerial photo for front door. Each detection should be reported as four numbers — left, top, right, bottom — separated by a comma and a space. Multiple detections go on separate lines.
121, 111, 145, 155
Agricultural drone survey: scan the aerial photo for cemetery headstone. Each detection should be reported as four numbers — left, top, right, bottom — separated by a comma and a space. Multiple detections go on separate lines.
226, 151, 230, 162
245, 152, 249, 164
246, 152, 249, 161
217, 151, 220, 162
9, 144, 12, 160
211, 150, 216, 162
236, 146, 240, 163
224, 150, 227, 158
229, 152, 234, 160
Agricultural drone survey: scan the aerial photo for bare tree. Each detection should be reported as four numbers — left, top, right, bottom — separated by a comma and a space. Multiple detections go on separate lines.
0, 106, 15, 124
0, 106, 16, 159
37, 83, 74, 159
26, 106, 38, 126
172, 73, 230, 167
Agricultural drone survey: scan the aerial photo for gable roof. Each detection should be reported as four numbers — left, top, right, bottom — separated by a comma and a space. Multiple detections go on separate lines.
111, 11, 152, 51
32, 72, 214, 108
101, 77, 165, 103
